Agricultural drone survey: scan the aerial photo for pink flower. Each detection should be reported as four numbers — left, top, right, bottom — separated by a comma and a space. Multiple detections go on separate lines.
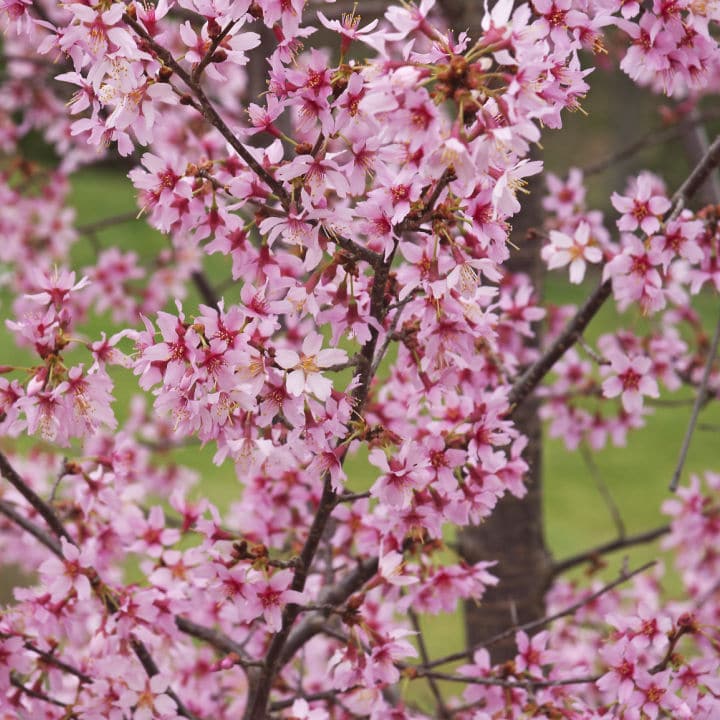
543, 221, 603, 283
611, 173, 671, 235
601, 351, 659, 413
39, 537, 94, 602
379, 546, 419, 586
245, 569, 306, 632
117, 673, 177, 720
275, 333, 347, 401
369, 441, 431, 508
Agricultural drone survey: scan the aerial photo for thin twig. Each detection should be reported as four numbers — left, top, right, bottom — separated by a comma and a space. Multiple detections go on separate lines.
670, 306, 720, 491
424, 561, 656, 669
10, 637, 93, 683
123, 14, 291, 209
269, 686, 362, 712
669, 134, 720, 220
0, 498, 62, 556
192, 20, 237, 82
582, 111, 720, 176
0, 452, 201, 720
11, 674, 75, 712
409, 609, 450, 718
75, 211, 139, 236
0, 451, 74, 545
175, 616, 262, 668
580, 444, 625, 539
508, 279, 612, 413
551, 526, 669, 577
414, 669, 600, 689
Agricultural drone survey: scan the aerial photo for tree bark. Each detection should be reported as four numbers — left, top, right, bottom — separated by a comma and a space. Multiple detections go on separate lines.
439, 0, 553, 661
458, 173, 552, 661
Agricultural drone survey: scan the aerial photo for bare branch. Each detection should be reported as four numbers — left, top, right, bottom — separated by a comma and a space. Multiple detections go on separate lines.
10, 673, 73, 712
0, 452, 200, 720
582, 111, 720, 176
0, 451, 75, 545
75, 211, 139, 236
1, 635, 93, 683
580, 444, 625, 540
123, 14, 291, 209
0, 498, 62, 556
192, 20, 237, 83
669, 134, 720, 219
551, 526, 669, 577
414, 669, 600, 689
508, 279, 613, 413
409, 609, 450, 718
175, 616, 262, 669
424, 561, 656, 669
670, 306, 720, 491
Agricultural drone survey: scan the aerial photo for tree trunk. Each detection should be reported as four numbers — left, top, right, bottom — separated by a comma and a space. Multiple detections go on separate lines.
439, 0, 553, 661
458, 176, 552, 661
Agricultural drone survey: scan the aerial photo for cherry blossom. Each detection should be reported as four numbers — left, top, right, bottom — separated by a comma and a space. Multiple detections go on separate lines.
543, 221, 603, 283
0, 1, 718, 719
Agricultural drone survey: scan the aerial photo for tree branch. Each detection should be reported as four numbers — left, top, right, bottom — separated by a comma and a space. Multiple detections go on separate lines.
191, 270, 220, 310
0, 451, 200, 720
582, 111, 720, 176
669, 134, 720, 219
551, 526, 669, 577
0, 498, 62, 556
413, 669, 600, 689
175, 616, 262, 669
424, 561, 656, 669
670, 305, 720, 491
409, 609, 450, 718
508, 279, 612, 413
0, 451, 74, 545
123, 14, 291, 209
10, 674, 73, 712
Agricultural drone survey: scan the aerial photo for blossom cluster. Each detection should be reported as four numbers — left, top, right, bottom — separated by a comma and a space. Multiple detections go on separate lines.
0, 0, 718, 718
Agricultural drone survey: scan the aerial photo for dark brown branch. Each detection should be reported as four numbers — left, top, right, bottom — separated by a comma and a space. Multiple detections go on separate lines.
397, 169, 455, 233
551, 526, 669, 577
508, 279, 612, 413
175, 616, 262, 668
0, 498, 62, 556
0, 451, 74, 545
192, 20, 237, 83
424, 561, 656, 669
191, 270, 220, 310
10, 674, 72, 712
278, 556, 379, 667
330, 230, 383, 266
0, 452, 200, 720
510, 132, 720, 413
269, 687, 362, 712
20, 638, 92, 684
670, 133, 720, 218
123, 14, 290, 208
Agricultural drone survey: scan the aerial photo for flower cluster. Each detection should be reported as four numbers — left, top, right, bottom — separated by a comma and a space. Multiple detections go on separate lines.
0, 0, 718, 719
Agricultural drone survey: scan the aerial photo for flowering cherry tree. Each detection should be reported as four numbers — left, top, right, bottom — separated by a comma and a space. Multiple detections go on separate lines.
1, 0, 720, 719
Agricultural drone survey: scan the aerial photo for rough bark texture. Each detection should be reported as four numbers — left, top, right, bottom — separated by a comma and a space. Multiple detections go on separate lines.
457, 174, 552, 661
440, 0, 553, 661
